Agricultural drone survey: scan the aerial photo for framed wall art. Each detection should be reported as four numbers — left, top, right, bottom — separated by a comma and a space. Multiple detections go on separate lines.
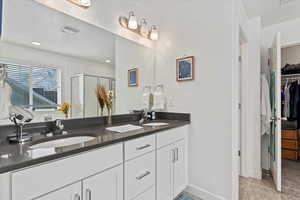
128, 68, 138, 87
176, 56, 195, 81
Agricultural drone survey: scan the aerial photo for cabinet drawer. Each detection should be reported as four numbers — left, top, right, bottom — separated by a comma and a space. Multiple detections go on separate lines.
282, 130, 298, 140
11, 143, 122, 200
125, 134, 155, 161
124, 152, 155, 200
282, 149, 298, 160
157, 126, 188, 149
133, 186, 155, 200
282, 139, 298, 150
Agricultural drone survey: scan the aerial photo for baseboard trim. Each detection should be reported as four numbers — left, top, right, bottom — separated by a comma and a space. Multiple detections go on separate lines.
185, 184, 227, 200
247, 169, 262, 180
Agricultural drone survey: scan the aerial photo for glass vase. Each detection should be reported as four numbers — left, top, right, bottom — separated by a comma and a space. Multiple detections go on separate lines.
107, 109, 112, 125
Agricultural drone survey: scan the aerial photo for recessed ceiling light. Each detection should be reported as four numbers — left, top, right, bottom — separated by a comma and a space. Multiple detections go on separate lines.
31, 42, 41, 46
105, 59, 112, 63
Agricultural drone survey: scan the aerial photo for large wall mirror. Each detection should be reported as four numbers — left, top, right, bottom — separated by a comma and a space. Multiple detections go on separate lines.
0, 0, 155, 125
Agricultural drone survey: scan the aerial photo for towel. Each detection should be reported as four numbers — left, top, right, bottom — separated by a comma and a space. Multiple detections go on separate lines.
142, 91, 152, 110
153, 89, 166, 111
261, 74, 272, 135
0, 82, 12, 120
106, 124, 143, 133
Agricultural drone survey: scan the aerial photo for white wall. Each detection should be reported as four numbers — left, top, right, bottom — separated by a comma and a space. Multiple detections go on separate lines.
282, 46, 300, 66
242, 17, 262, 179
262, 18, 300, 48
152, 0, 242, 199
115, 37, 154, 114
0, 41, 114, 123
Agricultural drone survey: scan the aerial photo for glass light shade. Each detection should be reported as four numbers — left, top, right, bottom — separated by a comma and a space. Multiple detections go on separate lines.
150, 26, 159, 40
79, 0, 91, 7
128, 11, 138, 30
140, 19, 148, 37
67, 0, 91, 8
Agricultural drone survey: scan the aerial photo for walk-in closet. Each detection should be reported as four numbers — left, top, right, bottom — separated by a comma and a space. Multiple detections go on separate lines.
281, 46, 300, 162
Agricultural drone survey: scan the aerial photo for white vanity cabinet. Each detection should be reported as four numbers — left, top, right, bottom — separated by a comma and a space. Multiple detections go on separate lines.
0, 125, 189, 200
35, 182, 81, 200
157, 126, 188, 200
124, 135, 156, 200
82, 165, 123, 200
10, 143, 123, 200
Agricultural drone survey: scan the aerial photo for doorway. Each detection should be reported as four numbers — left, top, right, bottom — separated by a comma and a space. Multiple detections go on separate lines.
279, 45, 300, 195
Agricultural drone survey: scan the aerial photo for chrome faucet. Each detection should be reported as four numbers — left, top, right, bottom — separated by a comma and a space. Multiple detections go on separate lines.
53, 119, 64, 134
139, 110, 151, 125
53, 119, 64, 135
8, 112, 33, 143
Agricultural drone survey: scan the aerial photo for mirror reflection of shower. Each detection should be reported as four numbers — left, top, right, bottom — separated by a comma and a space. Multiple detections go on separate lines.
71, 74, 116, 118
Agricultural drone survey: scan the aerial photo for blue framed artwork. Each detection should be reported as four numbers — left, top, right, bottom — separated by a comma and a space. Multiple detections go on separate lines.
176, 56, 194, 81
128, 68, 138, 87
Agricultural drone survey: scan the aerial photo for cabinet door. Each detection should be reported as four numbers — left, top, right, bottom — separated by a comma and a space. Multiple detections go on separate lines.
36, 182, 81, 200
157, 144, 174, 200
83, 165, 123, 200
133, 187, 155, 200
173, 139, 187, 197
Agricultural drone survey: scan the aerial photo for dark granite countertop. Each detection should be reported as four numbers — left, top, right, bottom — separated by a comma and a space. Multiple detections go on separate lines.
0, 119, 189, 174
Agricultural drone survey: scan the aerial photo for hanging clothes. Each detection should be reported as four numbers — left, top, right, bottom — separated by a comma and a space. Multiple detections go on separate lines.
261, 74, 272, 135
284, 83, 291, 118
289, 81, 299, 120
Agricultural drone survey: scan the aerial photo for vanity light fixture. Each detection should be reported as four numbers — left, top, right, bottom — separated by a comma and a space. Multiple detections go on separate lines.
139, 19, 149, 37
128, 11, 138, 30
31, 41, 41, 46
105, 59, 112, 63
66, 0, 91, 8
150, 25, 158, 41
119, 12, 159, 41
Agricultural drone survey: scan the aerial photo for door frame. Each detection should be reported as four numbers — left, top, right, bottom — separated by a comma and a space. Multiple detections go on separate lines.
269, 32, 282, 192
232, 23, 249, 200
239, 33, 248, 178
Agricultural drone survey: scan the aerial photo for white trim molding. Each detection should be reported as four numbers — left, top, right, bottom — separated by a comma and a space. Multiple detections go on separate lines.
185, 185, 228, 200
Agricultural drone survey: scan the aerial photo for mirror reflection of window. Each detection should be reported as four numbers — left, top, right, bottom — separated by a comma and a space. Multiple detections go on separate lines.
6, 63, 61, 110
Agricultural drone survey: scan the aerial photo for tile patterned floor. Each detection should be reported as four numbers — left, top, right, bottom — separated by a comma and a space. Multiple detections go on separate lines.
240, 159, 300, 200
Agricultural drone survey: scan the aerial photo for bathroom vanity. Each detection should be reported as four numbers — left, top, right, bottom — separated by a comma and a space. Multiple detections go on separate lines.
0, 114, 190, 200
0, 1, 190, 199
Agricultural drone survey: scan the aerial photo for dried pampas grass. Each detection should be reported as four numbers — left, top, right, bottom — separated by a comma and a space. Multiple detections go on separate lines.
95, 86, 105, 110
95, 86, 113, 111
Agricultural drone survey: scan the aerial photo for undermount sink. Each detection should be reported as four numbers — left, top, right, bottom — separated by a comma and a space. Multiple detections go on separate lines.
143, 122, 169, 127
30, 136, 96, 149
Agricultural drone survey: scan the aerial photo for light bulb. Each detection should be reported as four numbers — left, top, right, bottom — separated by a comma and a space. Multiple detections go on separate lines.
150, 25, 159, 41
67, 0, 91, 8
79, 0, 91, 7
140, 19, 148, 37
128, 11, 138, 30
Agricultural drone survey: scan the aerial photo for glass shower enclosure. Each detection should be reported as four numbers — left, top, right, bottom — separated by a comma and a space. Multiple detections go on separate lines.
71, 74, 115, 118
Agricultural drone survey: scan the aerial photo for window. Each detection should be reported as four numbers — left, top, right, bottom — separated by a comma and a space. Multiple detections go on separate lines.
6, 63, 61, 110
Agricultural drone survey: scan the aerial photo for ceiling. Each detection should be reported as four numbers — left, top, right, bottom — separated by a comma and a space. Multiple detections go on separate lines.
242, 0, 300, 27
2, 0, 115, 64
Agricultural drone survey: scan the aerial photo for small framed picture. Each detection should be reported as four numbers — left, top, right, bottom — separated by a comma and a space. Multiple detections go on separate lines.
128, 68, 138, 87
176, 56, 195, 81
